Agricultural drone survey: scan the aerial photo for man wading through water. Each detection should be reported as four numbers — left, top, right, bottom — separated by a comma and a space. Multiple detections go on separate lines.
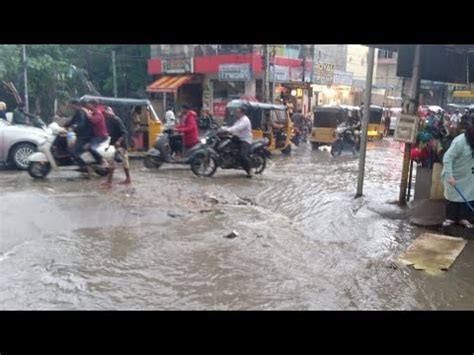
101, 106, 131, 188
222, 107, 253, 178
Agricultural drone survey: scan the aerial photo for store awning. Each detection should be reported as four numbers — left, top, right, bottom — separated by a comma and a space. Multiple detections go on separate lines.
146, 75, 193, 93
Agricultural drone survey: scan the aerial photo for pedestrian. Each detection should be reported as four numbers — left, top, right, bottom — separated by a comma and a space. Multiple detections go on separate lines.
441, 125, 474, 229
130, 106, 144, 150
175, 104, 199, 153
384, 107, 392, 136
0, 101, 6, 120
83, 99, 109, 167
164, 105, 176, 131
199, 108, 214, 129
12, 102, 35, 125
450, 110, 462, 124
101, 106, 131, 188
65, 99, 94, 177
222, 107, 253, 178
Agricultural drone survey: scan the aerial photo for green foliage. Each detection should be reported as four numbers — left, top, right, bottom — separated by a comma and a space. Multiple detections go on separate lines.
0, 44, 150, 119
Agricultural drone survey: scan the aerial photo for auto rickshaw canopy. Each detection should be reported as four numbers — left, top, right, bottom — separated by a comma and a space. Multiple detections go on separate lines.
225, 100, 288, 129
313, 105, 348, 128
79, 95, 160, 121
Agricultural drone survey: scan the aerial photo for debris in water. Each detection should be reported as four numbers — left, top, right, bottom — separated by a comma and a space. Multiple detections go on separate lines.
223, 231, 239, 239
167, 211, 182, 218
199, 209, 212, 213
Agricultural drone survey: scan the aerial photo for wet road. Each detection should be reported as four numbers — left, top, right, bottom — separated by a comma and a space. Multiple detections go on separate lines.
1, 139, 474, 310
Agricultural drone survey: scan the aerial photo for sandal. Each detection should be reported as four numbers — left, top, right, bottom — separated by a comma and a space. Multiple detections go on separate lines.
442, 219, 455, 227
458, 219, 474, 229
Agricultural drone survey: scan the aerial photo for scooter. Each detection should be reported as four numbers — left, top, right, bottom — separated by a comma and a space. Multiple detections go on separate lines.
27, 122, 115, 179
143, 128, 212, 170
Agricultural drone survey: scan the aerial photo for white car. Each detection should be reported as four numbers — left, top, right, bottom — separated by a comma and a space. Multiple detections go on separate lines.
0, 119, 49, 170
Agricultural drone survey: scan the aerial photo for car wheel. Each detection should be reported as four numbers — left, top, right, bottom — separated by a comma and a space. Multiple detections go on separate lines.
11, 143, 36, 170
311, 142, 320, 150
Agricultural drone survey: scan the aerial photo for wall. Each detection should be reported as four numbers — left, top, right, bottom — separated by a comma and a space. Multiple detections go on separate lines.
313, 45, 347, 71
346, 45, 378, 86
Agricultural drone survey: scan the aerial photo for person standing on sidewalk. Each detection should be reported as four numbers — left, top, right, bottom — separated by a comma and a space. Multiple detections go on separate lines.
441, 126, 474, 228
101, 106, 131, 188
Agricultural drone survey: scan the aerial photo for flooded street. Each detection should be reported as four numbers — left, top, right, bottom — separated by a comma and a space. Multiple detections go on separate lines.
1, 139, 474, 310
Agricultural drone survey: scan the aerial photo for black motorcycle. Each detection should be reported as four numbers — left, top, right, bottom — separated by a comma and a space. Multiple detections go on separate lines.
331, 122, 359, 157
189, 129, 271, 177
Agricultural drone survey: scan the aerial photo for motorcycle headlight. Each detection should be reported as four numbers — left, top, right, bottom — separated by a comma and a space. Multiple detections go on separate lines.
201, 138, 207, 144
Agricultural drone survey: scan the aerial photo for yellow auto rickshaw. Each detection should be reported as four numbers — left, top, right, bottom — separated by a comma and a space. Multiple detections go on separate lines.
80, 95, 161, 150
365, 105, 384, 140
311, 105, 347, 150
225, 100, 293, 155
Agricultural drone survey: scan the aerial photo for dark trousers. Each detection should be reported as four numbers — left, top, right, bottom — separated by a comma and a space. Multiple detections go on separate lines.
239, 141, 251, 174
73, 137, 89, 167
446, 201, 474, 221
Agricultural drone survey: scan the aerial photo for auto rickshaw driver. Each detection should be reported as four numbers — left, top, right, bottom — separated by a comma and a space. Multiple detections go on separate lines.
264, 110, 286, 148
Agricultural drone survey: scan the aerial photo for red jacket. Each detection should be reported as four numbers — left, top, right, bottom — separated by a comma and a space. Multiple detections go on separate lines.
176, 110, 199, 148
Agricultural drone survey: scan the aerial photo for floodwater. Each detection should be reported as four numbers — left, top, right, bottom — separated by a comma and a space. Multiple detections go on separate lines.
1, 139, 474, 310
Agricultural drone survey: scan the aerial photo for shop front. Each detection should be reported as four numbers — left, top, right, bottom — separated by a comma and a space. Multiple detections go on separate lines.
147, 57, 203, 117
211, 63, 252, 120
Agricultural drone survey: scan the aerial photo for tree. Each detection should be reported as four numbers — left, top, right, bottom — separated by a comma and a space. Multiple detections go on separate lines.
0, 44, 150, 120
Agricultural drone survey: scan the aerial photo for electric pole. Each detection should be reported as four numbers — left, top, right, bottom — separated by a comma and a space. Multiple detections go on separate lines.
22, 45, 29, 112
112, 50, 118, 97
263, 45, 270, 103
355, 46, 375, 198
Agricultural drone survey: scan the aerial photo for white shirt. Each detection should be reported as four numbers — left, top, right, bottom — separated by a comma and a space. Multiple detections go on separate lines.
164, 110, 176, 129
226, 115, 253, 144
450, 113, 462, 123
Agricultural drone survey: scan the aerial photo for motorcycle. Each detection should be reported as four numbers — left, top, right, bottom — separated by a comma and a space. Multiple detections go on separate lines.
189, 129, 271, 178
143, 128, 213, 170
27, 122, 115, 179
330, 122, 359, 157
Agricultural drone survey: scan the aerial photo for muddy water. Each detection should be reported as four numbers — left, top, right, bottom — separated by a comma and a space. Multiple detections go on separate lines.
1, 139, 474, 309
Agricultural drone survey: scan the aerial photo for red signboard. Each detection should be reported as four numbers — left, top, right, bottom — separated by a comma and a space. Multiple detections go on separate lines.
213, 101, 228, 117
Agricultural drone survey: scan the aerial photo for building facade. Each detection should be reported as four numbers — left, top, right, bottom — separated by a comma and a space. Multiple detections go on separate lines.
147, 45, 314, 119
311, 45, 378, 107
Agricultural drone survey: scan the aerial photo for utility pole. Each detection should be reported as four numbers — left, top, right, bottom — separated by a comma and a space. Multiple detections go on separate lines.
112, 50, 118, 97
399, 44, 422, 205
22, 45, 29, 112
263, 44, 270, 103
355, 46, 375, 198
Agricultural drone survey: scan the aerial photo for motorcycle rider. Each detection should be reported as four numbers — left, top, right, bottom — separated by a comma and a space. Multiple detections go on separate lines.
174, 104, 199, 158
84, 99, 109, 167
222, 107, 253, 178
65, 99, 94, 177
291, 109, 306, 145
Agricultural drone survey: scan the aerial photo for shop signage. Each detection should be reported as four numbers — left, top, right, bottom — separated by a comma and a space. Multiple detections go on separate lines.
218, 63, 251, 81
332, 70, 353, 86
313, 62, 334, 85
161, 57, 193, 74
270, 65, 290, 82
213, 101, 228, 117
394, 114, 419, 143
290, 67, 304, 82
